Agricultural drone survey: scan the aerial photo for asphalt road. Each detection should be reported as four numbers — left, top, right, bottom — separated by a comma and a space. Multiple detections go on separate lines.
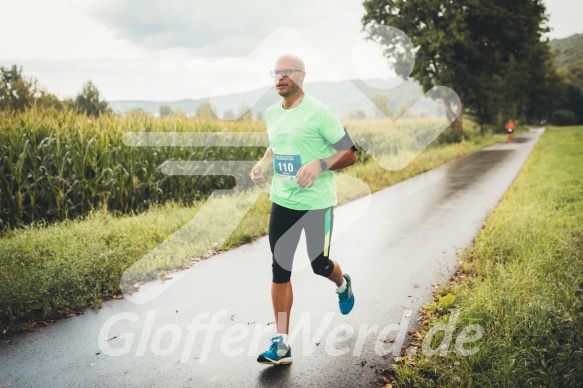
0, 128, 544, 388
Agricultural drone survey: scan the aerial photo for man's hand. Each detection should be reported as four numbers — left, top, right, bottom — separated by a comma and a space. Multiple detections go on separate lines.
250, 164, 265, 185
250, 147, 273, 185
296, 161, 321, 188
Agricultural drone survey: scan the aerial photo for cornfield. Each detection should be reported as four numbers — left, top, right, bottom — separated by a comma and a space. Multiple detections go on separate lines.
0, 107, 450, 230
0, 107, 267, 230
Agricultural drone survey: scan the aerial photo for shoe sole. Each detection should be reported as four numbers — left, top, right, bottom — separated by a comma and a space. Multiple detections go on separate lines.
257, 356, 292, 365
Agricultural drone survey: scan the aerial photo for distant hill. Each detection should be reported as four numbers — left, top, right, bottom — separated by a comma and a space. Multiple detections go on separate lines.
109, 78, 444, 119
550, 33, 583, 90
551, 33, 583, 68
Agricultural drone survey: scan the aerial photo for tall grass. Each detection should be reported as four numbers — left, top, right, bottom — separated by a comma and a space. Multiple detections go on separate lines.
391, 126, 583, 387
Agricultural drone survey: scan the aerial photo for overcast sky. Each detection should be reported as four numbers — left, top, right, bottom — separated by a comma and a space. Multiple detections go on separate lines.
1, 0, 581, 102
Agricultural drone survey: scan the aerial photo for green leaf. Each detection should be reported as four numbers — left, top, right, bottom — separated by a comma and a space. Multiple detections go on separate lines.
436, 293, 455, 308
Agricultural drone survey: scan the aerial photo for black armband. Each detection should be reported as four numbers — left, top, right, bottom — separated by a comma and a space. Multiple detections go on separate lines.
331, 127, 358, 152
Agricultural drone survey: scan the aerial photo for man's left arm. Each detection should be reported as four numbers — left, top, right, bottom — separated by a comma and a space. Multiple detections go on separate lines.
323, 148, 357, 171
295, 128, 358, 188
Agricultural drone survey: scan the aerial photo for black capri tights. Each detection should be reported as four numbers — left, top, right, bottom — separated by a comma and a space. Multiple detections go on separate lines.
269, 202, 335, 283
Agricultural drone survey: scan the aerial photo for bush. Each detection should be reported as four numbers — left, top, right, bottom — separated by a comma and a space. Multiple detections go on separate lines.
551, 110, 577, 126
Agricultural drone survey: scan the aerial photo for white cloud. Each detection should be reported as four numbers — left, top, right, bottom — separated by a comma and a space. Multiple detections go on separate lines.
77, 0, 304, 54
0, 0, 580, 101
0, 0, 132, 60
544, 0, 583, 39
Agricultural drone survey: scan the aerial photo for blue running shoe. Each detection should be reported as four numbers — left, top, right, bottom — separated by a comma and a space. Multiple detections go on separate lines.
257, 335, 292, 365
337, 274, 354, 315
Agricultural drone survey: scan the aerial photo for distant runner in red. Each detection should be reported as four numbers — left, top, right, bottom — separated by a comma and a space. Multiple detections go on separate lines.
506, 119, 515, 143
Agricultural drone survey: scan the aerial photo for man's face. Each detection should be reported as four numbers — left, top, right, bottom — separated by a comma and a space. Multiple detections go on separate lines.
273, 58, 304, 97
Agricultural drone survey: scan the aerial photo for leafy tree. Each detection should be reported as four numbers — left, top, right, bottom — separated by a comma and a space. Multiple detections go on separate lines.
36, 93, 64, 110
362, 0, 552, 138
362, 1, 472, 138
62, 97, 76, 111
551, 110, 576, 125
173, 108, 187, 118
238, 102, 252, 120
0, 65, 35, 111
223, 108, 235, 120
195, 101, 216, 119
74, 80, 110, 117
520, 42, 564, 124
159, 105, 173, 117
347, 109, 367, 119
129, 107, 149, 116
0, 65, 61, 111
553, 83, 583, 124
564, 64, 583, 92
371, 92, 391, 117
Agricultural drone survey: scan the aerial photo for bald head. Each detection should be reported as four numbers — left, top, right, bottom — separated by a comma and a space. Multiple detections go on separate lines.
275, 54, 305, 72
273, 54, 306, 100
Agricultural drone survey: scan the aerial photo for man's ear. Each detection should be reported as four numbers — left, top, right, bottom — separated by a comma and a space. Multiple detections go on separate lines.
299, 72, 306, 83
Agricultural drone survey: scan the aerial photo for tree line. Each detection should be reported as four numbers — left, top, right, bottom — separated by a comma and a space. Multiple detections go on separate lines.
0, 65, 262, 121
157, 101, 261, 120
0, 65, 110, 117
362, 0, 583, 137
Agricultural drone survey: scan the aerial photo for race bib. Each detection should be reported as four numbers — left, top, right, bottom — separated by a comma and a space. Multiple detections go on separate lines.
274, 154, 301, 179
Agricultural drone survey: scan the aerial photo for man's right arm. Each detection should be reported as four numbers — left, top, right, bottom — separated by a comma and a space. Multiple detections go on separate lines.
250, 147, 273, 185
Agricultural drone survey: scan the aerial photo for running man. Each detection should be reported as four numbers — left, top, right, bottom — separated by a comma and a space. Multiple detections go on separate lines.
250, 54, 358, 365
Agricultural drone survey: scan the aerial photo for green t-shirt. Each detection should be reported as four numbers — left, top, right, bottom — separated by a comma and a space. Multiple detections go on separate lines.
265, 94, 345, 210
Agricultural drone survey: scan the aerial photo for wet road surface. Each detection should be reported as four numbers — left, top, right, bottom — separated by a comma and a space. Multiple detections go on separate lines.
0, 129, 544, 387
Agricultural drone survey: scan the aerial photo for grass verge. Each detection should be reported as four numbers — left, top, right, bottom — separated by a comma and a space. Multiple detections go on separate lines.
384, 126, 583, 387
0, 123, 507, 335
